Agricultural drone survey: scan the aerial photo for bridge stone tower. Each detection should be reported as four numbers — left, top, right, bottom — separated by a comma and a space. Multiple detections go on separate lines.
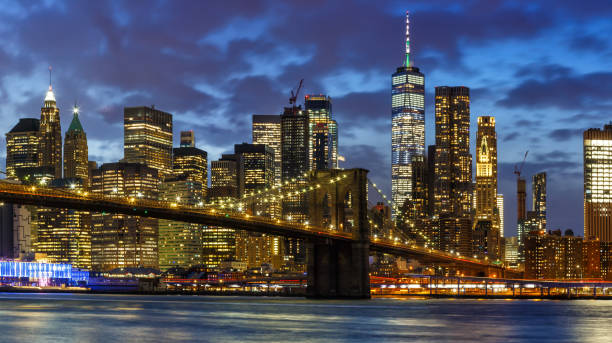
306, 168, 370, 298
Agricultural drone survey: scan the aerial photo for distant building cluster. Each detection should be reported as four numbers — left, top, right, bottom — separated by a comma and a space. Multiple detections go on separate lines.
0, 76, 338, 276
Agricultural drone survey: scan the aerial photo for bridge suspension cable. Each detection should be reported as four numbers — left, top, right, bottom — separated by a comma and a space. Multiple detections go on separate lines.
367, 178, 433, 247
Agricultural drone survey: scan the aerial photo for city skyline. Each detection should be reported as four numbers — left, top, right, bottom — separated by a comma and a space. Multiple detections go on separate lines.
0, 1, 611, 236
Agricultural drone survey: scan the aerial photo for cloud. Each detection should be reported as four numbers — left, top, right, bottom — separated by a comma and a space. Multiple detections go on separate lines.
548, 129, 583, 142
497, 72, 612, 110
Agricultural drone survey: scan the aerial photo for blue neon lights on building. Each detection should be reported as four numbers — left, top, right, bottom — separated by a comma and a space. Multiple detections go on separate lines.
0, 260, 72, 279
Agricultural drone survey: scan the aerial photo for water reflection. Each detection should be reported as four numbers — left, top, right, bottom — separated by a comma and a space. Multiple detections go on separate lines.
0, 294, 609, 342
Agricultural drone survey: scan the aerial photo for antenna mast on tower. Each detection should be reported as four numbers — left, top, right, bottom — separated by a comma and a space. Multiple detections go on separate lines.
405, 11, 411, 67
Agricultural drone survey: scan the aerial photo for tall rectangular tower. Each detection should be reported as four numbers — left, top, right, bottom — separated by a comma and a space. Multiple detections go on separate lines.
434, 86, 472, 217
532, 172, 547, 230
475, 116, 498, 223
434, 86, 472, 255
281, 105, 310, 223
584, 124, 612, 241
124, 106, 173, 178
253, 115, 282, 187
305, 95, 337, 170
391, 11, 425, 214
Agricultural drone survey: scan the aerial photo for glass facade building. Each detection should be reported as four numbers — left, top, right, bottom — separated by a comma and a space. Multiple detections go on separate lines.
391, 66, 425, 213
158, 176, 203, 271
124, 106, 173, 178
90, 162, 159, 271
584, 124, 612, 242
5, 118, 40, 180
253, 115, 282, 187
532, 172, 547, 230
304, 95, 338, 170
173, 146, 207, 197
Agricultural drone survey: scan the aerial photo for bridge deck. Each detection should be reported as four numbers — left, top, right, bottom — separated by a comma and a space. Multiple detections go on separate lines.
0, 181, 501, 271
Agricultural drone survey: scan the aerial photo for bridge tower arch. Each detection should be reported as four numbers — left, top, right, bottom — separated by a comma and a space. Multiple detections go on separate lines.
306, 168, 370, 298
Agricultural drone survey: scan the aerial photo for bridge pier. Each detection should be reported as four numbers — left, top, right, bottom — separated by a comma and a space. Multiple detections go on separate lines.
306, 238, 370, 298
306, 168, 371, 299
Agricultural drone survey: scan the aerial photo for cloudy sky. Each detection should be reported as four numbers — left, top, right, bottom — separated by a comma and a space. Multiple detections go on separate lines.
0, 0, 610, 236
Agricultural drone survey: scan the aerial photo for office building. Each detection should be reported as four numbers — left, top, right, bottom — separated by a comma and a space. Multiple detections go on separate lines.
180, 130, 195, 147
63, 105, 89, 188
281, 105, 309, 223
210, 154, 239, 201
234, 143, 275, 213
173, 146, 207, 197
253, 115, 282, 187
434, 86, 472, 255
304, 95, 338, 170
391, 12, 425, 214
504, 236, 519, 267
584, 124, 612, 241
124, 106, 173, 178
234, 143, 282, 269
497, 194, 504, 237
35, 178, 91, 270
203, 154, 240, 268
39, 83, 62, 178
158, 176, 203, 271
91, 162, 159, 271
532, 172, 547, 230
5, 118, 40, 180
475, 116, 500, 259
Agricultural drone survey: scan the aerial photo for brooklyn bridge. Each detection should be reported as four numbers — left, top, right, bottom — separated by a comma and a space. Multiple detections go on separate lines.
0, 168, 508, 298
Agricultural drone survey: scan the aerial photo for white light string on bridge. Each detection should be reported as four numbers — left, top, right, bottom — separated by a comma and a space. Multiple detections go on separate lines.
367, 178, 433, 247
207, 171, 352, 212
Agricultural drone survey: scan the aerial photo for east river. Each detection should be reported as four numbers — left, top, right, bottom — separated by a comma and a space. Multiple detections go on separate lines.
0, 293, 610, 342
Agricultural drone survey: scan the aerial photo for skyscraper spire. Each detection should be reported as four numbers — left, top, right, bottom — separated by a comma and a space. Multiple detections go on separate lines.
45, 66, 56, 103
405, 11, 411, 67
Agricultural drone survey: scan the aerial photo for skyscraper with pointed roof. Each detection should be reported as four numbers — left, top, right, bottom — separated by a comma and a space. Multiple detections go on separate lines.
39, 71, 62, 179
392, 11, 425, 217
64, 105, 90, 188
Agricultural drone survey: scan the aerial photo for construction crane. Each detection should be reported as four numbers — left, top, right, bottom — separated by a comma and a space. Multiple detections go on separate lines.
513, 150, 529, 179
289, 79, 303, 106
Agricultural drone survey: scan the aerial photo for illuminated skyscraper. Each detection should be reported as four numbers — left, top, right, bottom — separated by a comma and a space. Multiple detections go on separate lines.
234, 143, 275, 209
392, 11, 425, 215
210, 154, 239, 201
584, 123, 612, 241
532, 172, 547, 230
434, 86, 472, 255
91, 162, 159, 271
6, 118, 40, 179
63, 105, 89, 188
124, 106, 173, 178
475, 117, 498, 223
253, 115, 282, 186
475, 116, 499, 258
497, 194, 504, 237
281, 105, 309, 223
304, 95, 338, 170
39, 82, 62, 179
234, 143, 282, 268
36, 178, 91, 269
203, 154, 239, 268
158, 176, 203, 271
173, 146, 207, 197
